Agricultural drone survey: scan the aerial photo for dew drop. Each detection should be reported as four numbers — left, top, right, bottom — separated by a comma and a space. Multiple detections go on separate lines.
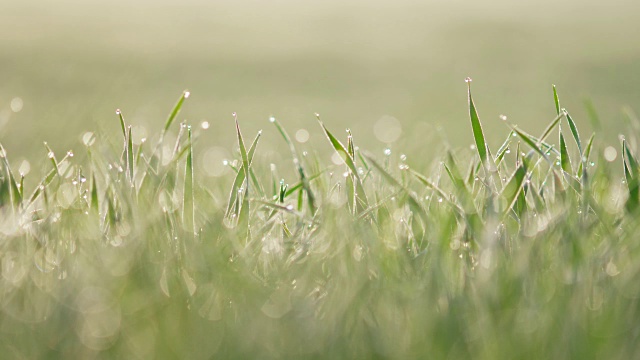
465, 77, 473, 83
47, 151, 55, 159
384, 148, 392, 156
115, 109, 121, 115
183, 91, 191, 99
200, 121, 210, 129
67, 150, 74, 157
400, 154, 407, 161
269, 116, 276, 123
285, 204, 294, 211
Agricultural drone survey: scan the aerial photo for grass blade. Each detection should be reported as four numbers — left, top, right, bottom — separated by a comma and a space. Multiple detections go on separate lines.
272, 116, 317, 214
225, 130, 261, 217
467, 78, 489, 167
552, 84, 561, 116
317, 116, 369, 211
538, 112, 564, 145
164, 90, 190, 132
183, 125, 195, 234
127, 125, 134, 186
510, 126, 550, 162
565, 111, 582, 154
559, 130, 572, 174
501, 163, 527, 216
116, 109, 126, 139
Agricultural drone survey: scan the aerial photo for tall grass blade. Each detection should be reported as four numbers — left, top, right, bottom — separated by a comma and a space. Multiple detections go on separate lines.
552, 84, 561, 116
225, 131, 261, 217
559, 131, 572, 174
565, 111, 582, 154
127, 125, 134, 186
510, 126, 550, 162
538, 112, 563, 145
164, 90, 190, 132
501, 163, 527, 216
622, 138, 639, 212
318, 117, 368, 211
272, 117, 316, 214
467, 79, 489, 167
183, 125, 195, 234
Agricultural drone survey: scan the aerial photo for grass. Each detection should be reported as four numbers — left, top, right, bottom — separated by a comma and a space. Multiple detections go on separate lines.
1, 82, 639, 359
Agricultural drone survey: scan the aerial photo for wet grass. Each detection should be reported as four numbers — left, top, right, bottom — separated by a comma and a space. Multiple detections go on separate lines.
1, 83, 639, 359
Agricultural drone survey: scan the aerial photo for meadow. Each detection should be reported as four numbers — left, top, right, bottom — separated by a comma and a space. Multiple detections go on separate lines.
1, 81, 639, 358
2, 1, 640, 358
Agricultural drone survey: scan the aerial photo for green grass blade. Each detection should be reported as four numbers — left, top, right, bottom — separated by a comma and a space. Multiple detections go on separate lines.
467, 79, 489, 167
318, 117, 368, 211
510, 126, 550, 162
164, 90, 190, 132
559, 130, 572, 174
127, 125, 134, 186
622, 138, 639, 212
116, 109, 126, 139
623, 138, 638, 177
272, 116, 316, 214
365, 154, 427, 227
183, 125, 195, 234
225, 130, 261, 217
501, 163, 527, 216
495, 131, 514, 164
565, 111, 582, 154
43, 142, 60, 176
552, 84, 561, 116
91, 173, 99, 213
538, 112, 564, 145
577, 133, 595, 176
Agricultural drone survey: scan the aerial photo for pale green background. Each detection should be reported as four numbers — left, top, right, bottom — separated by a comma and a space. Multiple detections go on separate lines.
1, 0, 639, 166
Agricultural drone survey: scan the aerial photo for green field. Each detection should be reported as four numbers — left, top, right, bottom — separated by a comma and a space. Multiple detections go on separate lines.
2, 1, 640, 359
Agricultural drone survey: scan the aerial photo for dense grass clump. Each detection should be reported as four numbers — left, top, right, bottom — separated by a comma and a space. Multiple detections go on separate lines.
1, 83, 640, 359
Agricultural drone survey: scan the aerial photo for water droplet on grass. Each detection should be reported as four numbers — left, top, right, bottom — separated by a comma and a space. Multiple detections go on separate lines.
47, 151, 55, 159
499, 114, 507, 121
465, 77, 473, 83
384, 148, 391, 156
183, 91, 191, 99
115, 109, 121, 115
269, 116, 276, 123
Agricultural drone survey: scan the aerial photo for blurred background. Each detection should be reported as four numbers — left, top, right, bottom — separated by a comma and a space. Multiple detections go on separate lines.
1, 0, 639, 173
